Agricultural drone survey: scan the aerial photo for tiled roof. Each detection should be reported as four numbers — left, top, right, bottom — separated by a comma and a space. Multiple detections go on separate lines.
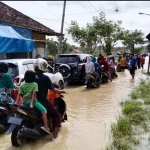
70, 49, 83, 53
0, 2, 63, 36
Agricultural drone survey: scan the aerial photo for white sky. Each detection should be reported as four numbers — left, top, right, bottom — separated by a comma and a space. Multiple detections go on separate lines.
2, 1, 150, 47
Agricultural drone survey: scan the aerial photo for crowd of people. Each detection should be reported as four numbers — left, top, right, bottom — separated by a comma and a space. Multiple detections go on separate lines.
116, 53, 146, 78
85, 53, 146, 87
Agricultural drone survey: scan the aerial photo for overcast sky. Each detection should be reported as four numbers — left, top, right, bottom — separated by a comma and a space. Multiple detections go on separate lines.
2, 1, 150, 47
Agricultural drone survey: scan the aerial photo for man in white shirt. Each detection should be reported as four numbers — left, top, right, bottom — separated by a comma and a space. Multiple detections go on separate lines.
85, 56, 99, 84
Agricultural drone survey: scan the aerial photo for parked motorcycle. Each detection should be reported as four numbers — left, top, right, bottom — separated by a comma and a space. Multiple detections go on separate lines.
6, 96, 67, 147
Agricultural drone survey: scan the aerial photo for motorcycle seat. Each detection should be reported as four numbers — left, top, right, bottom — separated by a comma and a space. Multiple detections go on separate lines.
19, 104, 40, 112
0, 101, 8, 107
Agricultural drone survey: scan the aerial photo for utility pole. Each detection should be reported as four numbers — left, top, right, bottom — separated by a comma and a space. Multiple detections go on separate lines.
139, 12, 150, 73
58, 0, 66, 55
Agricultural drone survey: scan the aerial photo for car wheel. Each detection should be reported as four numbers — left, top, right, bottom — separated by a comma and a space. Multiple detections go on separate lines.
59, 64, 71, 79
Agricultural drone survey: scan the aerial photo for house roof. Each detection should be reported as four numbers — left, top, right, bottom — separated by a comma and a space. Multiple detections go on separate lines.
0, 2, 63, 36
70, 49, 83, 54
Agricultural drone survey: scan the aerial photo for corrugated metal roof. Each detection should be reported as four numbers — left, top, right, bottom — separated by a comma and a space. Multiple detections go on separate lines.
0, 2, 63, 36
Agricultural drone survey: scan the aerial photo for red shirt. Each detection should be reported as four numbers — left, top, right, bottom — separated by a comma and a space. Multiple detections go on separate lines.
141, 57, 145, 64
99, 60, 109, 71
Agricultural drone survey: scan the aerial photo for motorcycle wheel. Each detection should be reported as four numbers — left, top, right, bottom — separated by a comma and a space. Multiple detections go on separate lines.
11, 121, 32, 147
102, 76, 108, 83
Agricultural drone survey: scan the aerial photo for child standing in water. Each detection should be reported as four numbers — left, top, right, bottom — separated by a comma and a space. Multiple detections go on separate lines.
16, 70, 51, 135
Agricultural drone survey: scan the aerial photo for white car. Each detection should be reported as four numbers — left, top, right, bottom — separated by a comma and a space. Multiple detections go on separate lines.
0, 59, 64, 88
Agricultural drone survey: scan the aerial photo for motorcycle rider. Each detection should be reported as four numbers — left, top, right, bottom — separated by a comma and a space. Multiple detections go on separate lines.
91, 56, 102, 88
99, 56, 112, 82
0, 62, 15, 102
33, 58, 66, 140
85, 56, 99, 85
16, 70, 52, 135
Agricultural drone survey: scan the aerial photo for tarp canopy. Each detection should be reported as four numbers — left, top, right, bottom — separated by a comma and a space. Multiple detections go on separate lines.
0, 24, 35, 53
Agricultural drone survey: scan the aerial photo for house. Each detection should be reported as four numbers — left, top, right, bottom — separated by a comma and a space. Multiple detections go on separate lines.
0, 2, 63, 59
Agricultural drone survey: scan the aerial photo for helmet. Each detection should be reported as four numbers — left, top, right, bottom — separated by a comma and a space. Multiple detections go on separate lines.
0, 62, 8, 73
33, 58, 48, 72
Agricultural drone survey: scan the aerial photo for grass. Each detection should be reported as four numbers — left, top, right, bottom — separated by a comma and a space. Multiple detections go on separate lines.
106, 78, 150, 150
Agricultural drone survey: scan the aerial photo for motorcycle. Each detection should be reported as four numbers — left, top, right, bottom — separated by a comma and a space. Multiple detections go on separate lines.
109, 68, 118, 79
98, 66, 108, 84
85, 74, 96, 89
6, 95, 67, 147
85, 74, 101, 89
0, 91, 17, 133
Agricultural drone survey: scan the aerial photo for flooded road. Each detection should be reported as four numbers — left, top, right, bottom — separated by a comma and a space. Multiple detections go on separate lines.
0, 57, 149, 150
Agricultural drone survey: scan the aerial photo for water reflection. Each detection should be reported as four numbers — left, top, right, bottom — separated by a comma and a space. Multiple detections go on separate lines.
0, 57, 149, 150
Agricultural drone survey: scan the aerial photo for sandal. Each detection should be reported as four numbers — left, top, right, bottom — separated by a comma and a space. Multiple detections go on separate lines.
41, 126, 52, 135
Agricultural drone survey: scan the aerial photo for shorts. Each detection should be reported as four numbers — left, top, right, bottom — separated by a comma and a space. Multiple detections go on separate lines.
23, 99, 47, 114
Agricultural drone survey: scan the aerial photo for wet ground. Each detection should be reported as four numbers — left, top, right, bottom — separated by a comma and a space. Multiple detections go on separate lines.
0, 57, 149, 150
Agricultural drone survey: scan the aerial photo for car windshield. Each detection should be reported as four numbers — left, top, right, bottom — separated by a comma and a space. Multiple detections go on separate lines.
7, 63, 19, 79
56, 56, 79, 63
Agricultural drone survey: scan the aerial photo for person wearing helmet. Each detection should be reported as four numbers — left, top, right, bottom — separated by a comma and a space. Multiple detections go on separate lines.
33, 58, 66, 140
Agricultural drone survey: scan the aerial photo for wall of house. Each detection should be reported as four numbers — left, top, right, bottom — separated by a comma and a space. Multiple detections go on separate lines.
32, 32, 46, 58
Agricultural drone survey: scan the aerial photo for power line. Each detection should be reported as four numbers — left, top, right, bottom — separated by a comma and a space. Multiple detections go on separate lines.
33, 1, 69, 26
118, 1, 136, 9
88, 1, 99, 12
97, 2, 114, 20
77, 1, 93, 17
82, 1, 96, 14
29, 16, 61, 21
65, 8, 113, 16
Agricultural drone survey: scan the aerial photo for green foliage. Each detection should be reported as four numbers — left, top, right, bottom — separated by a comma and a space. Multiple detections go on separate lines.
122, 101, 143, 115
121, 29, 145, 53
46, 38, 58, 56
111, 116, 133, 137
46, 38, 81, 55
106, 79, 150, 149
67, 12, 124, 55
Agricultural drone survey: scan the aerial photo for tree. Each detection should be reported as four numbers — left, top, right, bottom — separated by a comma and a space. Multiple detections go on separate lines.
121, 29, 145, 53
67, 20, 99, 54
67, 12, 124, 55
93, 12, 124, 55
46, 38, 58, 56
61, 38, 75, 54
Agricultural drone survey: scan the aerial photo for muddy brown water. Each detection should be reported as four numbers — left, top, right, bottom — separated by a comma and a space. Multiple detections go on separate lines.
0, 57, 149, 150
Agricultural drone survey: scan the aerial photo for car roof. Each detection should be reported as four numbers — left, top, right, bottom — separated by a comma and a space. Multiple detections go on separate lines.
0, 59, 36, 64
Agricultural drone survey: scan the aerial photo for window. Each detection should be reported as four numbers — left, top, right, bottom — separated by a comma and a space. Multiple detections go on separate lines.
56, 56, 79, 64
7, 63, 19, 79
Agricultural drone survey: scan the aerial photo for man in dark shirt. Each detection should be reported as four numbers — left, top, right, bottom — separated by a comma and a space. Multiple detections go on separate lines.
33, 58, 66, 140
130, 54, 137, 79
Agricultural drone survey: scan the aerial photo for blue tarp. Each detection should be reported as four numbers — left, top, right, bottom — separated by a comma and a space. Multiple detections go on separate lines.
0, 22, 32, 39
0, 24, 35, 53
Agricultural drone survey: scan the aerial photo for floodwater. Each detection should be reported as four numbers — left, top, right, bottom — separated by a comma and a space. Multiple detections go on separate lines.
0, 57, 149, 150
